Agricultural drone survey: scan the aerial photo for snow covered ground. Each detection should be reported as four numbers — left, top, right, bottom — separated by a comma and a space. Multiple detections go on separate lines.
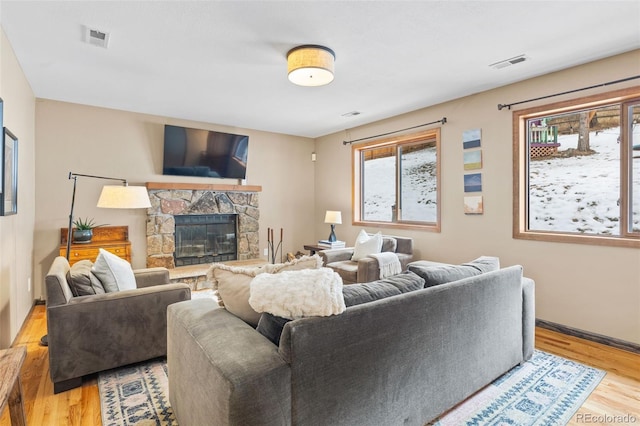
362, 126, 639, 235
363, 145, 437, 222
530, 127, 640, 235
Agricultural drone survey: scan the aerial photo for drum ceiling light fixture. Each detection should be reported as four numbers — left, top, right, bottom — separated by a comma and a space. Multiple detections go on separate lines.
287, 45, 335, 87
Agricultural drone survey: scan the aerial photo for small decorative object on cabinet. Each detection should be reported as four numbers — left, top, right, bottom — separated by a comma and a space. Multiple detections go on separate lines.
59, 225, 131, 266
71, 217, 107, 243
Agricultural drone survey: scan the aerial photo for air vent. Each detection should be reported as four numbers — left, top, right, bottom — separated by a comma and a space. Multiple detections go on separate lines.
341, 111, 361, 118
84, 26, 110, 48
489, 54, 529, 70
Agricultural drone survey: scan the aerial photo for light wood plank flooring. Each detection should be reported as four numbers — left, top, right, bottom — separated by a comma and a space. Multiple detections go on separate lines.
2, 305, 638, 425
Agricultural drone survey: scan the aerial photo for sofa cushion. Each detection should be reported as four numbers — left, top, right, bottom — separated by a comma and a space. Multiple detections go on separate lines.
407, 256, 500, 288
381, 236, 397, 253
208, 255, 322, 327
256, 313, 291, 346
91, 249, 137, 292
325, 260, 358, 283
67, 260, 105, 296
342, 270, 424, 305
351, 230, 382, 261
256, 270, 425, 346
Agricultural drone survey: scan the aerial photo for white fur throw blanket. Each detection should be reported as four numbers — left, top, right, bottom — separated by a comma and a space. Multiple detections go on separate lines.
369, 252, 402, 279
249, 267, 345, 319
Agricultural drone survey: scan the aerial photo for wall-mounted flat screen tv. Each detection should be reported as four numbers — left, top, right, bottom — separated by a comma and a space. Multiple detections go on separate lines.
163, 125, 249, 179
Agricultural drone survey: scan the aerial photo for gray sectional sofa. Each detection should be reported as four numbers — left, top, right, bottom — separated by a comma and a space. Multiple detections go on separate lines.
167, 261, 535, 426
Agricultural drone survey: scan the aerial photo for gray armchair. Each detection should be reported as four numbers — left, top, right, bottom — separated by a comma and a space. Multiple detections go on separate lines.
45, 256, 191, 393
319, 235, 413, 284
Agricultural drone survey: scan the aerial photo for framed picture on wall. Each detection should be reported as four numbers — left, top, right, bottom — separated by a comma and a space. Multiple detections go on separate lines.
2, 127, 18, 216
463, 150, 482, 170
463, 172, 482, 193
0, 98, 3, 200
462, 128, 481, 149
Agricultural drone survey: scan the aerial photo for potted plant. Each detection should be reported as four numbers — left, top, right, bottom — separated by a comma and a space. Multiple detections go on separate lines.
72, 217, 106, 243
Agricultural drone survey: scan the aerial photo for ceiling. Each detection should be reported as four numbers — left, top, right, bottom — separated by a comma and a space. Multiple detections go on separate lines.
1, 1, 639, 138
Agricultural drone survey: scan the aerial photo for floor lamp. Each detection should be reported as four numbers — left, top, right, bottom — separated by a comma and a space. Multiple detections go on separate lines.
41, 172, 151, 346
64, 172, 152, 260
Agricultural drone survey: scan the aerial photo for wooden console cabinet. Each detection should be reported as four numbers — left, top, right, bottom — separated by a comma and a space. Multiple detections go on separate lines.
59, 225, 131, 266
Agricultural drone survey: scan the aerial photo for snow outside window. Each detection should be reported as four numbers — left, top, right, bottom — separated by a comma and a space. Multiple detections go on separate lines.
354, 129, 440, 231
514, 88, 640, 246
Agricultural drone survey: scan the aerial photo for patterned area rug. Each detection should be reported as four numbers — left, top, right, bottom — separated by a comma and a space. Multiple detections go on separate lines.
98, 358, 176, 426
432, 350, 605, 425
98, 350, 604, 426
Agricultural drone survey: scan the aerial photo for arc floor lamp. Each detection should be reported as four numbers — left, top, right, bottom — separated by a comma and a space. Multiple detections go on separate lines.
64, 172, 151, 260
41, 172, 151, 346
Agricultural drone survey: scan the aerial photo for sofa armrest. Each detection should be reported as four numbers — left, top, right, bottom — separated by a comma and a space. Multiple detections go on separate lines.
134, 267, 170, 288
522, 277, 536, 361
396, 253, 414, 269
168, 299, 291, 426
319, 248, 354, 265
356, 257, 380, 283
47, 283, 190, 387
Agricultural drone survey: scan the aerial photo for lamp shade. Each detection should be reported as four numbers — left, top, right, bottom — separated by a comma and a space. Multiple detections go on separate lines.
287, 45, 335, 87
324, 210, 342, 225
97, 185, 151, 209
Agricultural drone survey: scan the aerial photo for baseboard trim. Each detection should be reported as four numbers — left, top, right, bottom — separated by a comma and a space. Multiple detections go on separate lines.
536, 319, 640, 354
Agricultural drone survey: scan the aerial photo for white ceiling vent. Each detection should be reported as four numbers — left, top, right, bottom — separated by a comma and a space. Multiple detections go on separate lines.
489, 54, 530, 70
84, 27, 110, 48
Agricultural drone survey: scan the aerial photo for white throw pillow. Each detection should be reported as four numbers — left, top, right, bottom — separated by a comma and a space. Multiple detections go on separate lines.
91, 248, 137, 292
249, 268, 346, 319
351, 230, 383, 261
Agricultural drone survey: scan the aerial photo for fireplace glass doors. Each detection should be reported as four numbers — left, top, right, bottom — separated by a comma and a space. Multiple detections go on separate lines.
174, 214, 237, 266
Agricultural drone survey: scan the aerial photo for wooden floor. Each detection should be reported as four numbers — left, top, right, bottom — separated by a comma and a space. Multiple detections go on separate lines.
2, 305, 639, 425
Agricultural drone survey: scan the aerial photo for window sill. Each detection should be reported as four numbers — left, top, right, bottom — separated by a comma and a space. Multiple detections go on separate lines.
514, 230, 640, 248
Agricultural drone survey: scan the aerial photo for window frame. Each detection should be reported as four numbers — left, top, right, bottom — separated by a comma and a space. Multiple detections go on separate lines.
513, 86, 640, 248
352, 128, 441, 232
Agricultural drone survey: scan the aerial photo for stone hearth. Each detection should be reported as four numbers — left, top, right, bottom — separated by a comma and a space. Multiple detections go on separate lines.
146, 184, 260, 269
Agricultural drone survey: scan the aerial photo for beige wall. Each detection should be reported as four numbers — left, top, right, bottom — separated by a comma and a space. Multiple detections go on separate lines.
0, 28, 36, 348
4, 23, 639, 348
315, 50, 640, 345
34, 101, 316, 300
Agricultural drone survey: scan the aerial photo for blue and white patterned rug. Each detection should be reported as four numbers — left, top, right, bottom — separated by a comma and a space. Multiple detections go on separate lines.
98, 358, 176, 426
98, 350, 604, 426
433, 350, 605, 425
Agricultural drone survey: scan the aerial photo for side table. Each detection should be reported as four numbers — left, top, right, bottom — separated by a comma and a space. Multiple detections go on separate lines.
0, 346, 27, 426
303, 244, 325, 256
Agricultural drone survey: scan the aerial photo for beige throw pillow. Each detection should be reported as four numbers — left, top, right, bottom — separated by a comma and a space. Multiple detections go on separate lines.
208, 255, 323, 327
262, 254, 323, 273
211, 265, 266, 326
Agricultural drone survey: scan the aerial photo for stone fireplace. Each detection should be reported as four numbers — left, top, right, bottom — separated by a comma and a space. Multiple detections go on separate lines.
146, 183, 261, 269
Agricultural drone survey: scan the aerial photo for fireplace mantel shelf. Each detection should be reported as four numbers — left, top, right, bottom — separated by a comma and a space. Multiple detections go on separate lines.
146, 182, 262, 192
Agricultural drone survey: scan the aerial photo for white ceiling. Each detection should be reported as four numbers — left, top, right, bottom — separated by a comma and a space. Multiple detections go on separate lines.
1, 1, 639, 138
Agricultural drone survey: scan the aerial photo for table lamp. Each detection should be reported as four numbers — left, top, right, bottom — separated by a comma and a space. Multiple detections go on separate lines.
324, 210, 342, 242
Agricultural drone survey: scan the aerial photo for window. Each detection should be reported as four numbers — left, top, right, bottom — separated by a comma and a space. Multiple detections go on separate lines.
353, 129, 440, 231
513, 87, 640, 247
